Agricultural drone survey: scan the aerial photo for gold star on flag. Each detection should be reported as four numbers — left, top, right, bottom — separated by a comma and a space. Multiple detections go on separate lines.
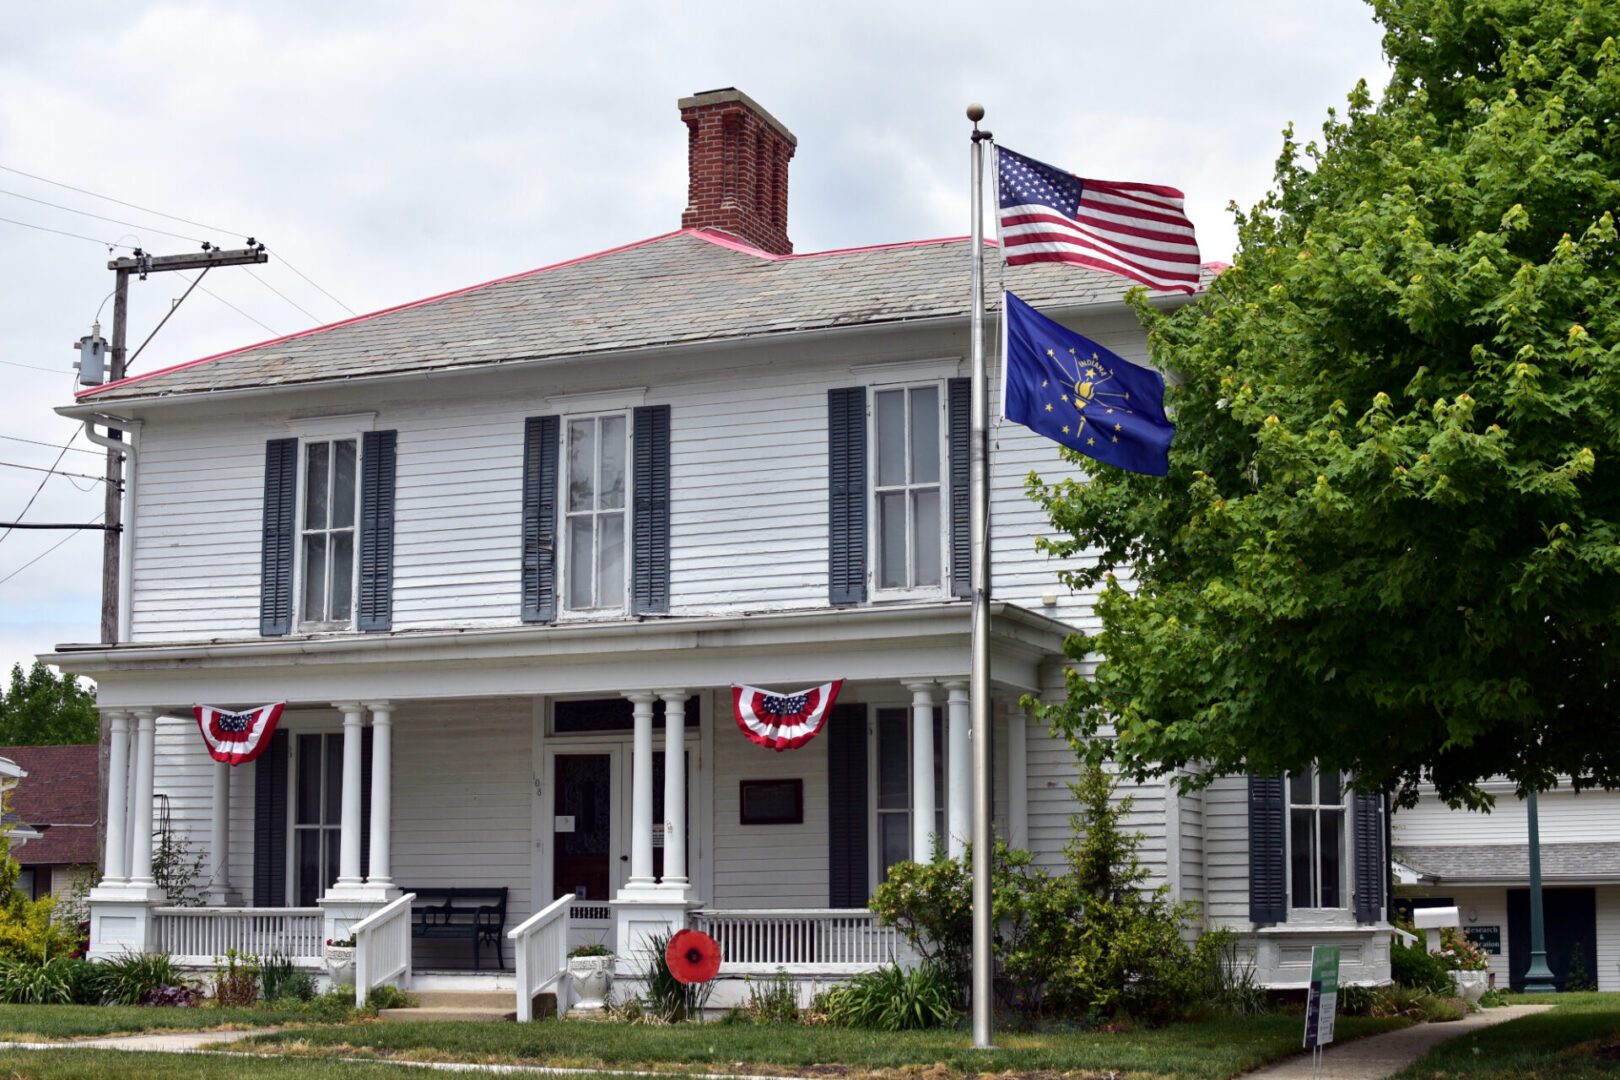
1060, 394, 1068, 402
1111, 436, 1118, 443
1114, 423, 1122, 431
1041, 379, 1048, 388
1046, 349, 1055, 358
1044, 403, 1053, 412
1087, 437, 1095, 446
1092, 352, 1099, 361
1061, 425, 1070, 434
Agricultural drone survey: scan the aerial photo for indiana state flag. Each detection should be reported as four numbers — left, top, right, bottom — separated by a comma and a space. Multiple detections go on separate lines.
1000, 291, 1174, 476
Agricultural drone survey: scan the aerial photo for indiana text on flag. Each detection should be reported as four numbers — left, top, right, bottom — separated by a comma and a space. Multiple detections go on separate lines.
1000, 291, 1174, 476
997, 146, 1200, 294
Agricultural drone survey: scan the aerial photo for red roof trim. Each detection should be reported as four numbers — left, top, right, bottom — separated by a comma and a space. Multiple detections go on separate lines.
76, 230, 690, 400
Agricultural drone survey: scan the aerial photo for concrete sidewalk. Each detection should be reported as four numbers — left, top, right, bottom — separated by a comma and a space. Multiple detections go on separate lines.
1246, 1003, 1553, 1080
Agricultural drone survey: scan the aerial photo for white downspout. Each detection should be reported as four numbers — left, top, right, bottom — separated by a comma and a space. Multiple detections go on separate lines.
82, 415, 141, 643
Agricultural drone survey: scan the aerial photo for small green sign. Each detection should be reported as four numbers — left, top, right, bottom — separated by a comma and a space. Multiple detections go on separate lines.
1464, 925, 1502, 955
1303, 945, 1341, 1049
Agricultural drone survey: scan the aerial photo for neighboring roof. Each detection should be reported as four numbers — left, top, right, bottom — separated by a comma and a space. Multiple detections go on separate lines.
0, 745, 99, 867
1394, 843, 1620, 885
76, 229, 1220, 405
2, 811, 41, 844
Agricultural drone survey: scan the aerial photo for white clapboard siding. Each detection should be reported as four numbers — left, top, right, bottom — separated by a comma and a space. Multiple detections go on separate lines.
390, 700, 533, 925
1203, 774, 1253, 927
1179, 781, 1206, 906
711, 718, 831, 909
150, 715, 255, 901
1394, 787, 1620, 847
1600, 885, 1620, 992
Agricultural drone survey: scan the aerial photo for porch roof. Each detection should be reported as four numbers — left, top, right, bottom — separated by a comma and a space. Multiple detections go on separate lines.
1393, 842, 1620, 886
49, 601, 1072, 710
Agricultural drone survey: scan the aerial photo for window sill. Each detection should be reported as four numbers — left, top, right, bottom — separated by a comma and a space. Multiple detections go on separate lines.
869, 588, 950, 604
296, 622, 357, 635
1262, 910, 1359, 931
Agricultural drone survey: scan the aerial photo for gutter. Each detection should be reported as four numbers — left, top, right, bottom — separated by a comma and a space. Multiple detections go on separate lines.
80, 413, 141, 643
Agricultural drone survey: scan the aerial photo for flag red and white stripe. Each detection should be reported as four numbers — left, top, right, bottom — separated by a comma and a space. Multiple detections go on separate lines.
195, 702, 285, 766
997, 146, 1201, 294
732, 680, 844, 752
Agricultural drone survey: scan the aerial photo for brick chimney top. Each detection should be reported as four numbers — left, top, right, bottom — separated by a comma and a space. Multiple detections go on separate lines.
679, 88, 797, 255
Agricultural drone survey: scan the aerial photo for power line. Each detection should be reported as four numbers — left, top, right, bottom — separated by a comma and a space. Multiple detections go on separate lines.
0, 161, 355, 315
0, 434, 100, 457
245, 267, 322, 324
0, 187, 207, 246
0, 460, 107, 484
0, 425, 83, 547
177, 272, 280, 337
0, 214, 129, 249
0, 512, 104, 588
0, 358, 68, 374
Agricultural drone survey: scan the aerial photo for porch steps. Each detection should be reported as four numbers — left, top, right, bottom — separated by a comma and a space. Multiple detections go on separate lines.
382, 989, 524, 1023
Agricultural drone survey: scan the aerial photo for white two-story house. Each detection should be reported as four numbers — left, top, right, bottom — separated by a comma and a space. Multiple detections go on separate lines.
51, 88, 1391, 1010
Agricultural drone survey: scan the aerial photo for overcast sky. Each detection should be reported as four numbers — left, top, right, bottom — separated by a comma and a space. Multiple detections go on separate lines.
0, 1, 1391, 675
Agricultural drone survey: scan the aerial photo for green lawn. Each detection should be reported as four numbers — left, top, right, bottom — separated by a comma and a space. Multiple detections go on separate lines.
0, 1004, 321, 1040
0, 1049, 574, 1079
231, 1014, 1408, 1080
1391, 992, 1620, 1079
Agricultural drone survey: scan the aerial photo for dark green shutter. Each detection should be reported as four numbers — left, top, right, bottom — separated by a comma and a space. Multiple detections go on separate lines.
827, 387, 867, 605
360, 727, 374, 875
631, 405, 671, 615
357, 430, 398, 631
1248, 774, 1287, 924
1353, 789, 1383, 924
259, 439, 298, 636
947, 377, 971, 599
521, 416, 560, 623
252, 730, 289, 906
827, 703, 870, 906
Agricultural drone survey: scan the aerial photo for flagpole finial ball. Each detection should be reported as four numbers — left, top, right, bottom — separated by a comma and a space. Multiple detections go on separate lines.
966, 103, 985, 124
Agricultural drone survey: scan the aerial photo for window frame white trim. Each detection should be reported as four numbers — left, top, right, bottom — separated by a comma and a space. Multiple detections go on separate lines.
866, 703, 948, 889
293, 433, 362, 632
866, 380, 950, 601
1284, 767, 1353, 916
557, 411, 632, 618
286, 726, 345, 908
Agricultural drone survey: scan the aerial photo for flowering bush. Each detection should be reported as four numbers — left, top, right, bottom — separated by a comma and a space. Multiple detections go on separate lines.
1436, 927, 1489, 971
325, 936, 355, 949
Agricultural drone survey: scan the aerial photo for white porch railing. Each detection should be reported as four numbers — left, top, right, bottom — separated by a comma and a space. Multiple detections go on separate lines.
692, 909, 911, 975
152, 907, 324, 967
509, 894, 574, 1022
352, 892, 416, 1008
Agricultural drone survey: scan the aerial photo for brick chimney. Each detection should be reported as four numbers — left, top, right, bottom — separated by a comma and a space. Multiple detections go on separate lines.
679, 88, 797, 255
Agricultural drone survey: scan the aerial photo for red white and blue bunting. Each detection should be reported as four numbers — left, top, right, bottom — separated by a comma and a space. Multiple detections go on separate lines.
195, 702, 286, 766
732, 680, 844, 752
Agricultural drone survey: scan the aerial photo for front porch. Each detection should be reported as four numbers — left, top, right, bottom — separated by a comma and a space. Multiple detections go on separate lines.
65, 603, 1065, 1013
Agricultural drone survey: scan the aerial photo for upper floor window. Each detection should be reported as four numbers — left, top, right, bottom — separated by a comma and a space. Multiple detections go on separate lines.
300, 438, 358, 627
873, 385, 945, 594
1288, 767, 1346, 910
565, 414, 628, 612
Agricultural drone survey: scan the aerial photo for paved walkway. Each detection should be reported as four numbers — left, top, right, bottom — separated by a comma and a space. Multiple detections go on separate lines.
1246, 1003, 1553, 1080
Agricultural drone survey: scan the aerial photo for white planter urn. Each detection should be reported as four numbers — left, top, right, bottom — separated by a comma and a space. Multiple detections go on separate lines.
1450, 969, 1488, 1004
567, 954, 615, 1011
325, 946, 356, 988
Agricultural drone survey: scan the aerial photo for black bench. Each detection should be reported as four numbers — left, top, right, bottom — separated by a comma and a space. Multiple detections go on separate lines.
409, 888, 509, 970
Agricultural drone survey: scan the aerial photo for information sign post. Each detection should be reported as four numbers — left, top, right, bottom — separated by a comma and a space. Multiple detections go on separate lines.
1303, 945, 1342, 1076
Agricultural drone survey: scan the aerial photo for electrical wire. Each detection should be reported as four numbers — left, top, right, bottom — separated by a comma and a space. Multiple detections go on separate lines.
244, 267, 323, 324
0, 187, 207, 246
0, 358, 67, 374
0, 460, 107, 483
0, 434, 100, 456
177, 272, 280, 337
0, 422, 84, 548
0, 214, 129, 249
265, 249, 356, 316
0, 511, 104, 588
127, 268, 209, 370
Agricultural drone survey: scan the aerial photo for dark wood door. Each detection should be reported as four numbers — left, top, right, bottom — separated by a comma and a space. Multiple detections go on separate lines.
553, 754, 612, 901
1507, 887, 1597, 991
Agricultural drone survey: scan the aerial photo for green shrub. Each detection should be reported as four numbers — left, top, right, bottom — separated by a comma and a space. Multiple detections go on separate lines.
0, 894, 79, 963
633, 930, 712, 1022
97, 951, 184, 1006
300, 986, 363, 1022
825, 964, 954, 1030
366, 983, 413, 1010
1566, 942, 1595, 992
212, 949, 260, 1007
1420, 993, 1467, 1022
1391, 936, 1454, 994
1198, 929, 1267, 1017
0, 948, 82, 1004
259, 954, 316, 1003
743, 968, 800, 1023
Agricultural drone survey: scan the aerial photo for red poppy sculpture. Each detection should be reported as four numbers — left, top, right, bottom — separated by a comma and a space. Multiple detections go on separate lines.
665, 929, 722, 985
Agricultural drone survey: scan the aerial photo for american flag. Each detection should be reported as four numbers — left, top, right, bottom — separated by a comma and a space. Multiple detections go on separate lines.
997, 146, 1201, 294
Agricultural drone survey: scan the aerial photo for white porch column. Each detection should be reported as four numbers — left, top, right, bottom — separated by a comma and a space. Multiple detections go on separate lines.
626, 692, 657, 889
944, 680, 971, 858
103, 711, 131, 883
128, 709, 159, 889
906, 681, 937, 861
365, 702, 395, 891
658, 690, 688, 893
334, 702, 366, 888
207, 761, 232, 905
1007, 701, 1029, 851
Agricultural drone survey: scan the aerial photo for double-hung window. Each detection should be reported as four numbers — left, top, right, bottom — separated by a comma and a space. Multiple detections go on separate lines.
292, 732, 344, 906
873, 385, 945, 594
1288, 767, 1346, 910
874, 708, 946, 880
565, 414, 628, 612
300, 439, 359, 628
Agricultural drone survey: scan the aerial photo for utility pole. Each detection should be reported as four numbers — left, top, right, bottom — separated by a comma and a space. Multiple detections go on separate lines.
95, 244, 268, 643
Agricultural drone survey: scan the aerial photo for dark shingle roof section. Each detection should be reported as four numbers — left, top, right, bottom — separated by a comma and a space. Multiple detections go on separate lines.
1395, 843, 1620, 884
0, 744, 99, 866
81, 230, 1212, 404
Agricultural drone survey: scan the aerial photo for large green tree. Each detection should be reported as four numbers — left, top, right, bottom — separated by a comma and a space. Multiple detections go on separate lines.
0, 662, 97, 746
1031, 0, 1620, 807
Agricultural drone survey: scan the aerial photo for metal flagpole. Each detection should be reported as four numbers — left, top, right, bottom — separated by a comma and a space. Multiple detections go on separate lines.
967, 102, 995, 1050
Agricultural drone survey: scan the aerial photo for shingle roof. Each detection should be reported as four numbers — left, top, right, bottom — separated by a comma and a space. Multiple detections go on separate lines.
78, 229, 1214, 404
1394, 843, 1620, 884
0, 745, 99, 867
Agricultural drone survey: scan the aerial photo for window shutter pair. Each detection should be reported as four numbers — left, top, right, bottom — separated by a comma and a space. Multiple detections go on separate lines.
259, 432, 397, 635
1247, 775, 1385, 926
826, 381, 971, 605
826, 702, 870, 906
521, 406, 671, 623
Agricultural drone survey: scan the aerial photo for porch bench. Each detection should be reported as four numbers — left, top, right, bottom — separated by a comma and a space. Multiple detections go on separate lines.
408, 887, 508, 970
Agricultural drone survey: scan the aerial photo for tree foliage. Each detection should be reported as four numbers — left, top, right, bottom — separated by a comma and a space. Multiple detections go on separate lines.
1029, 0, 1620, 806
0, 663, 97, 746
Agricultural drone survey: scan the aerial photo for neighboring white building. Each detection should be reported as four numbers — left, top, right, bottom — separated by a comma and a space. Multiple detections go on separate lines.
49, 89, 1391, 1006
1394, 782, 1620, 992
